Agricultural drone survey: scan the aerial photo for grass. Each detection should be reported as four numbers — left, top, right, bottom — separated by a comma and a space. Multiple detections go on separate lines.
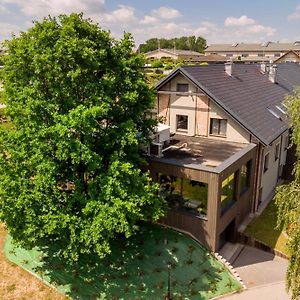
0, 223, 66, 300
4, 223, 242, 299
245, 199, 288, 255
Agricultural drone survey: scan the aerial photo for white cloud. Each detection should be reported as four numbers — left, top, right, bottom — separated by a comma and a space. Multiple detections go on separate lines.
3, 0, 105, 17
100, 5, 137, 24
225, 15, 255, 26
288, 4, 300, 21
151, 7, 182, 20
0, 22, 20, 40
140, 16, 157, 25
247, 24, 276, 36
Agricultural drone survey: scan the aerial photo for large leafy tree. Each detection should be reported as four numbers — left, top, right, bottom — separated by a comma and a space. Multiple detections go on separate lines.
275, 88, 300, 300
0, 13, 165, 260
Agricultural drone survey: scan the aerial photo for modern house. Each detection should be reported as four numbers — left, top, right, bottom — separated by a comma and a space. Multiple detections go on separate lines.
205, 42, 300, 62
147, 62, 300, 252
144, 48, 203, 62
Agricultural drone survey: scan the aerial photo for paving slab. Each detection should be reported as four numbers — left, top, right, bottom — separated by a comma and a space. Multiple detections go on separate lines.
232, 246, 288, 288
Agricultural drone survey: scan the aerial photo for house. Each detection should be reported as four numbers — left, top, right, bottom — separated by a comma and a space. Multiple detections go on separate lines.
147, 62, 300, 252
205, 42, 300, 62
275, 50, 300, 63
144, 48, 203, 62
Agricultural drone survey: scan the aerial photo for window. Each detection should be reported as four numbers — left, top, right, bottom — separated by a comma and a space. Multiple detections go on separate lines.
176, 115, 188, 131
258, 53, 265, 57
263, 152, 270, 173
221, 172, 237, 215
275, 143, 280, 161
226, 54, 233, 57
274, 53, 281, 57
240, 160, 251, 195
242, 53, 249, 58
158, 174, 208, 217
284, 135, 289, 150
209, 118, 227, 136
176, 83, 189, 92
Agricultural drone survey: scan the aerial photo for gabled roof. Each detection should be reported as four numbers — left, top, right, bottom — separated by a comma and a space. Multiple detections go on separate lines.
145, 48, 202, 57
155, 63, 300, 145
274, 50, 300, 62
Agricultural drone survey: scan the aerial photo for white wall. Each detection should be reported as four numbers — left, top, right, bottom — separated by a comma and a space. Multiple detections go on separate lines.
209, 101, 250, 143
260, 131, 289, 203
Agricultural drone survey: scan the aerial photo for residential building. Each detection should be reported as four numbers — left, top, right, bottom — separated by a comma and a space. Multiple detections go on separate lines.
144, 48, 203, 62
275, 50, 300, 63
205, 42, 300, 62
147, 62, 300, 252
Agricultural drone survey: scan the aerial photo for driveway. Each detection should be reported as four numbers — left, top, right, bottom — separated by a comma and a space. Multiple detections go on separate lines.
223, 246, 289, 299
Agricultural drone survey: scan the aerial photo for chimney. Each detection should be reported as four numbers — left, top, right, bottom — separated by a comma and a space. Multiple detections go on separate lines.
225, 61, 233, 76
269, 63, 278, 83
260, 62, 266, 73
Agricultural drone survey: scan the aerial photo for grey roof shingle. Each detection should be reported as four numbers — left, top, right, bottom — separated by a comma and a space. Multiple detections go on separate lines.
156, 63, 300, 145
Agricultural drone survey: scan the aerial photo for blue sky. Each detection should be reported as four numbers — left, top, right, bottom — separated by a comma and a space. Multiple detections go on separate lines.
1, 0, 300, 46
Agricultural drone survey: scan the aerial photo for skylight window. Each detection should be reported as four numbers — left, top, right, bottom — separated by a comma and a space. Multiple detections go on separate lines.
275, 105, 287, 115
267, 108, 282, 120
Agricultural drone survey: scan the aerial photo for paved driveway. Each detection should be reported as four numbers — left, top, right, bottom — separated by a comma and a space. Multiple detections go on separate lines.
223, 246, 289, 300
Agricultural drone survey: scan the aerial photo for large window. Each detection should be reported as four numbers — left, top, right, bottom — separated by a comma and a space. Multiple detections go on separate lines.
221, 173, 236, 215
275, 143, 280, 161
210, 118, 227, 136
176, 115, 188, 131
240, 160, 251, 195
263, 152, 270, 173
158, 174, 208, 217
176, 83, 189, 92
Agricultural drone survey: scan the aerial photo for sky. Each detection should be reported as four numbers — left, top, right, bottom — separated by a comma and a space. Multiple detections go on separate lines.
1, 0, 300, 47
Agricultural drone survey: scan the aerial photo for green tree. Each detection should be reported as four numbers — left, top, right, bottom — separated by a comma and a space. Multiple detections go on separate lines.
139, 36, 207, 53
0, 13, 166, 261
275, 88, 300, 299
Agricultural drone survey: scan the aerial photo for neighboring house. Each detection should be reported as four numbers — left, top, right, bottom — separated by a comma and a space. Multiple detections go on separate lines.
146, 62, 300, 252
205, 41, 300, 62
144, 48, 203, 62
275, 50, 300, 63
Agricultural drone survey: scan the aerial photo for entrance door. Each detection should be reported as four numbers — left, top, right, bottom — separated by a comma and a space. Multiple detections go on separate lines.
219, 219, 236, 250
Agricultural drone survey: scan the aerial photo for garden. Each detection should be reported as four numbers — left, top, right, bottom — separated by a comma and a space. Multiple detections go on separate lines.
5, 223, 242, 299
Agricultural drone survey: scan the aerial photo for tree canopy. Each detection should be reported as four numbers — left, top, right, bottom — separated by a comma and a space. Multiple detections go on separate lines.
275, 88, 300, 300
138, 36, 207, 54
0, 13, 166, 260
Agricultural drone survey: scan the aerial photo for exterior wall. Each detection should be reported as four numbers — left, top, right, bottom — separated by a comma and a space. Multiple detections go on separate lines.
276, 52, 300, 63
169, 74, 197, 136
259, 131, 288, 203
209, 101, 250, 143
157, 73, 250, 142
148, 144, 257, 252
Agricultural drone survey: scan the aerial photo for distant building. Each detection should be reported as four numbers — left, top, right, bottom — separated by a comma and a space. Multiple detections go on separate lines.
144, 48, 203, 62
205, 41, 300, 62
275, 50, 300, 63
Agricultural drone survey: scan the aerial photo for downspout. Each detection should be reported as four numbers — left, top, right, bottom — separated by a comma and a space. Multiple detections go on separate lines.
277, 134, 283, 180
195, 89, 198, 136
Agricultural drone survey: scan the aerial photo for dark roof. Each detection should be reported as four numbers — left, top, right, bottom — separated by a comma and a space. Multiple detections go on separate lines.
156, 63, 300, 145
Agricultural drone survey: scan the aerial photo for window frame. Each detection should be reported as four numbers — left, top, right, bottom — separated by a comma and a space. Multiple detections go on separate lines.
209, 118, 227, 137
263, 152, 270, 173
176, 83, 189, 93
176, 114, 188, 132
240, 160, 251, 195
275, 143, 280, 161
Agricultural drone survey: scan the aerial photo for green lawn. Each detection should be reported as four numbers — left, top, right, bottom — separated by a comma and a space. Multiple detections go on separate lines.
5, 223, 242, 299
245, 200, 288, 255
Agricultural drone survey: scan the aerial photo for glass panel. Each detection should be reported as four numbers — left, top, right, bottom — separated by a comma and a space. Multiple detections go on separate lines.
219, 119, 227, 136
181, 179, 208, 216
176, 83, 189, 92
221, 173, 236, 214
240, 160, 250, 194
177, 115, 188, 130
210, 118, 219, 135
158, 174, 208, 217
264, 153, 269, 172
